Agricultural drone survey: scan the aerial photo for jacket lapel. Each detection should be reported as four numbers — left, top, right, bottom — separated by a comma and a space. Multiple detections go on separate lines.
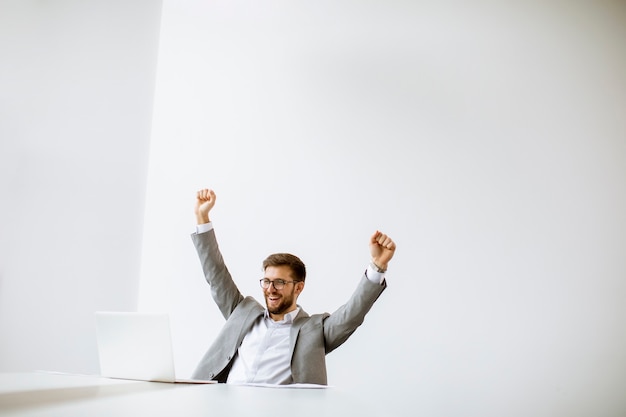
235, 302, 265, 346
289, 307, 310, 353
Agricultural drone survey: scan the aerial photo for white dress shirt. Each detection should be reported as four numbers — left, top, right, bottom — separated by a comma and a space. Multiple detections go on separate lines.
227, 308, 299, 384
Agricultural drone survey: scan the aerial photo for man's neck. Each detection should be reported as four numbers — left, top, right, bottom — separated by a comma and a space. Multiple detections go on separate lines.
268, 306, 299, 322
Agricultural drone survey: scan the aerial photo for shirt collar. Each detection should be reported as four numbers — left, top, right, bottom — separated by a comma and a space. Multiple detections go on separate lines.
264, 307, 300, 324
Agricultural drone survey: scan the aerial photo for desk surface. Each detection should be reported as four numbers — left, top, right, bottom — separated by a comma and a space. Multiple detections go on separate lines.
0, 372, 392, 417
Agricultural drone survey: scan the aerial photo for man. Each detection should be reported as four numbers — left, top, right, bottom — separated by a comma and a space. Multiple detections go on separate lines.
190, 188, 396, 385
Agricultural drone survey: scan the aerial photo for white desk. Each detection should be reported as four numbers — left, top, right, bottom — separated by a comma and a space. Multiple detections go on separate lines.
0, 372, 392, 417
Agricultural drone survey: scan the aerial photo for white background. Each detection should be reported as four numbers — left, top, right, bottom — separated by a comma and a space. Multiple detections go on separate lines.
0, 0, 161, 374
2, 1, 626, 416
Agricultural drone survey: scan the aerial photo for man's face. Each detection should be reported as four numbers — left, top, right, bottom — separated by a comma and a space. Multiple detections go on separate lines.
262, 265, 303, 318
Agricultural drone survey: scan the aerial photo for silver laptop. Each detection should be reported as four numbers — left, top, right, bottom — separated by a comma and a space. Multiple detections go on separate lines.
95, 312, 215, 384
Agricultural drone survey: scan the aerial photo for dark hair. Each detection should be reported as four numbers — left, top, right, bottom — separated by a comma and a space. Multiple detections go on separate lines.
262, 253, 306, 282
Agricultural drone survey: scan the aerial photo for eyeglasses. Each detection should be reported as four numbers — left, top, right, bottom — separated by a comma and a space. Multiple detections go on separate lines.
259, 278, 300, 290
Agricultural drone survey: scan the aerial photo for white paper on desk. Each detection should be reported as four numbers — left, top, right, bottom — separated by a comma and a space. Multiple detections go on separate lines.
237, 382, 330, 389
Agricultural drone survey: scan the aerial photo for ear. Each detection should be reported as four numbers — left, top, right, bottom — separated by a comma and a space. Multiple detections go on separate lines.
295, 281, 305, 295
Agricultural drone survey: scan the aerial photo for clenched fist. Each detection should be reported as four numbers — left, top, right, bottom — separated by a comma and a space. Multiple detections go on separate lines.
369, 230, 396, 271
195, 188, 216, 225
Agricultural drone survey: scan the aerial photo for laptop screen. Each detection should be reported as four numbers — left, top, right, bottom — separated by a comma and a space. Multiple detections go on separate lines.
95, 312, 177, 383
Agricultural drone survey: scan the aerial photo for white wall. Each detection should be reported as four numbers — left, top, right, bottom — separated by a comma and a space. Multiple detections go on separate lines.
140, 1, 626, 416
0, 1, 162, 374
1, 1, 624, 415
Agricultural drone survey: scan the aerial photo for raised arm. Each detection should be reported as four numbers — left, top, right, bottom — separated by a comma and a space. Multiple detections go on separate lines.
192, 188, 245, 319
321, 230, 394, 352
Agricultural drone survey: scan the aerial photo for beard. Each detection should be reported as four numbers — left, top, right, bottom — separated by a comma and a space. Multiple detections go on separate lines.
265, 289, 296, 316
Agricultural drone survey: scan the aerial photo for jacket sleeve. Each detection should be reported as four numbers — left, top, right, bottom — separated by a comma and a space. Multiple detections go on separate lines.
191, 229, 244, 320
322, 275, 387, 353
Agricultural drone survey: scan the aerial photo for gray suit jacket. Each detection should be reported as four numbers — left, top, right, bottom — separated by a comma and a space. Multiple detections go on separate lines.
190, 229, 387, 385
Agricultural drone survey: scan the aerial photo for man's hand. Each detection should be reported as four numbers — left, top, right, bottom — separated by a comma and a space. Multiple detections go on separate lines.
369, 230, 396, 271
195, 188, 216, 225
